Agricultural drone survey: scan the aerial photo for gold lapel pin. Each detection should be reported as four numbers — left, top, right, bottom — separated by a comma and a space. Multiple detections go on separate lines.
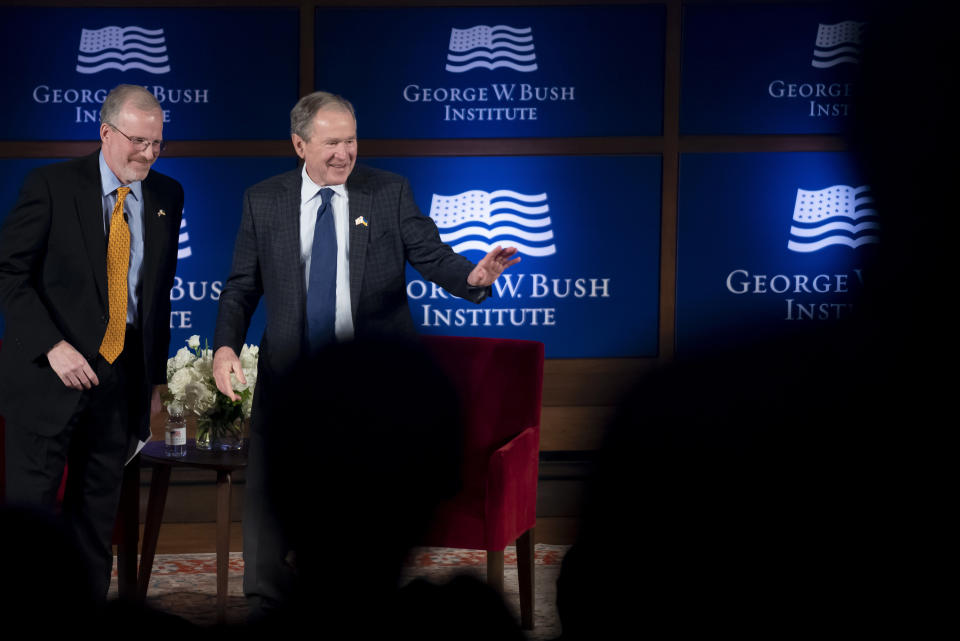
157, 209, 166, 217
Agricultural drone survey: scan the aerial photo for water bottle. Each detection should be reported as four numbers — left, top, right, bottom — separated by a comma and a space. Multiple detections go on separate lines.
165, 402, 187, 457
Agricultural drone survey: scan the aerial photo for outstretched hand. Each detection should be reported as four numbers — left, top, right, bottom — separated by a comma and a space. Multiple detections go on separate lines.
466, 246, 521, 288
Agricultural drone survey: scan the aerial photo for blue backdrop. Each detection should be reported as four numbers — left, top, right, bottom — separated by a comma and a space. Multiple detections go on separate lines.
316, 5, 664, 138
1, 155, 661, 358
0, 7, 298, 140
676, 152, 878, 354
682, 3, 866, 134
366, 155, 662, 358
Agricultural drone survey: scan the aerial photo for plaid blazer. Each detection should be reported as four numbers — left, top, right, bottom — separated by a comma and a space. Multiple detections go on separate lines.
213, 163, 487, 415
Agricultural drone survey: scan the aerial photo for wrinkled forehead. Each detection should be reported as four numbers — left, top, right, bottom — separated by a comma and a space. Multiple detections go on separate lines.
113, 103, 164, 134
310, 107, 356, 137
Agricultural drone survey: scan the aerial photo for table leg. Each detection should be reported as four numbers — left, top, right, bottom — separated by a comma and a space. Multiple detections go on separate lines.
137, 463, 171, 600
216, 469, 232, 624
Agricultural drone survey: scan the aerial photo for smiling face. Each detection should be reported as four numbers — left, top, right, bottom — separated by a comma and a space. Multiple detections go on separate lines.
99, 102, 164, 184
291, 107, 357, 187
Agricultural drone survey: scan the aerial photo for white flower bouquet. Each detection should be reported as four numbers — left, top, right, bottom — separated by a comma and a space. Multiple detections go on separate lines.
164, 335, 258, 450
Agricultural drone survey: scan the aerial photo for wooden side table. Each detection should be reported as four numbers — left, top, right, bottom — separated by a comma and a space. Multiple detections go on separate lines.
138, 439, 248, 623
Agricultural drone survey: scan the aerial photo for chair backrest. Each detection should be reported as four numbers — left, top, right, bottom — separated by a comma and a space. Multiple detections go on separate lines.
421, 335, 544, 460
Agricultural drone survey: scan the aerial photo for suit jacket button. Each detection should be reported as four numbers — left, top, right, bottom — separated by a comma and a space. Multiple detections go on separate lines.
101, 316, 107, 324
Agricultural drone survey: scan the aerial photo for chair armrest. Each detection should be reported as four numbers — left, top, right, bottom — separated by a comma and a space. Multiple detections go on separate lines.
484, 426, 540, 550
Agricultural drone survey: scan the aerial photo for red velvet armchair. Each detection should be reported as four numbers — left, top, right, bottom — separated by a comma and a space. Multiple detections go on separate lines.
420, 335, 544, 630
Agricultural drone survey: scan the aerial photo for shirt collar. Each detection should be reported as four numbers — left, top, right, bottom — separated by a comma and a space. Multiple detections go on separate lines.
99, 151, 143, 202
300, 164, 345, 205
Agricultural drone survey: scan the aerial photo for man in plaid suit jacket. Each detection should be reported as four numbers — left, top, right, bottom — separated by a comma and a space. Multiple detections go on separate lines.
212, 91, 519, 617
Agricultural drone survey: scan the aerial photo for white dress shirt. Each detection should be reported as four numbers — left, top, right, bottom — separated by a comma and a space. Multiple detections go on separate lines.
299, 165, 355, 341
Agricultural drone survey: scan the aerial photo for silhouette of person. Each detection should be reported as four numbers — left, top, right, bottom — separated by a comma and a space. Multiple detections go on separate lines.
555, 2, 949, 636
245, 338, 524, 640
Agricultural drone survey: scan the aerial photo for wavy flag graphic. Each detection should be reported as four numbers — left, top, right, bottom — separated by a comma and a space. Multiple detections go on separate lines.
445, 25, 537, 73
429, 190, 555, 257
787, 185, 878, 253
76, 26, 170, 74
177, 217, 191, 259
811, 21, 864, 68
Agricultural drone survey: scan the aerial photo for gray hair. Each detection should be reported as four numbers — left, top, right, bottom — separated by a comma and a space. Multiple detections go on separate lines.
100, 84, 162, 125
290, 91, 356, 140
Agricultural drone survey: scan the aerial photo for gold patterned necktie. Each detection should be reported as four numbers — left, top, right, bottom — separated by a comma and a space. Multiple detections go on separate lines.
99, 186, 131, 363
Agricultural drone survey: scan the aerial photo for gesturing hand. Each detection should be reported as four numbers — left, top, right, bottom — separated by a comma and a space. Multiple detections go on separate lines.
212, 346, 246, 402
47, 340, 99, 390
466, 246, 521, 288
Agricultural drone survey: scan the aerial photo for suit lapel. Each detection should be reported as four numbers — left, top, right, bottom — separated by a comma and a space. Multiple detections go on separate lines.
75, 153, 108, 310
140, 178, 167, 326
278, 171, 306, 318
347, 168, 372, 324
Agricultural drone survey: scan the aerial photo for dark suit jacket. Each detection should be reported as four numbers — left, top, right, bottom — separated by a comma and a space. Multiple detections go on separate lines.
0, 152, 184, 439
214, 164, 488, 427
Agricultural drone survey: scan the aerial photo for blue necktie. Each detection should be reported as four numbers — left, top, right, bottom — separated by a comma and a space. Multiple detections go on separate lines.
306, 187, 337, 351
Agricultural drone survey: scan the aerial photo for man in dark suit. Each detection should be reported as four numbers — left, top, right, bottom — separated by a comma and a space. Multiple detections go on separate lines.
211, 91, 519, 617
0, 84, 183, 597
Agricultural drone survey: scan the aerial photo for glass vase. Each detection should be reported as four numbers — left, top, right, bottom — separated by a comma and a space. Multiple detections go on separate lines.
195, 417, 245, 452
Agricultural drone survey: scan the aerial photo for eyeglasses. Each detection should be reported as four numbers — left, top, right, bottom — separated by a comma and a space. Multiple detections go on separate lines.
108, 124, 166, 153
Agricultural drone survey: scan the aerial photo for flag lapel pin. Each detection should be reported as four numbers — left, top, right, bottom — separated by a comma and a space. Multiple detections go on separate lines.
157, 209, 166, 217
355, 216, 368, 227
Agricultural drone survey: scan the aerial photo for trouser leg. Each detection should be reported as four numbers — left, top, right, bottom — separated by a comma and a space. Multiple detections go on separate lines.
243, 429, 296, 620
7, 336, 140, 599
4, 386, 126, 598
4, 418, 69, 507
62, 365, 130, 598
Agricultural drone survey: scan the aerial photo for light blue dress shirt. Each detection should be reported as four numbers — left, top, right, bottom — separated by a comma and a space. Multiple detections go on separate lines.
99, 151, 144, 327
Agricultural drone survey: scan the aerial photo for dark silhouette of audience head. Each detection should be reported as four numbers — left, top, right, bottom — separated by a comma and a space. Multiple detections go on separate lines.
258, 337, 523, 639
265, 338, 462, 586
556, 3, 949, 637
0, 504, 99, 633
848, 1, 954, 342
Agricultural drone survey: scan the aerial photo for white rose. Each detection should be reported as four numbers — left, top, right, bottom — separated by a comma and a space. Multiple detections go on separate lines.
184, 380, 216, 415
168, 366, 198, 399
194, 348, 214, 379
232, 369, 254, 393
172, 346, 195, 370
239, 344, 259, 371
187, 335, 201, 350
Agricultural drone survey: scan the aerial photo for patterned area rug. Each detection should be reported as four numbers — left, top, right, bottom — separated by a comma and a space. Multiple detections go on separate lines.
109, 544, 568, 639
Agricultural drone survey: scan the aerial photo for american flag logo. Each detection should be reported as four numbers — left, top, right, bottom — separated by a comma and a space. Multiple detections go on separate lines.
76, 26, 170, 75
445, 25, 537, 73
429, 189, 555, 257
177, 217, 192, 259
811, 21, 864, 68
787, 185, 878, 253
